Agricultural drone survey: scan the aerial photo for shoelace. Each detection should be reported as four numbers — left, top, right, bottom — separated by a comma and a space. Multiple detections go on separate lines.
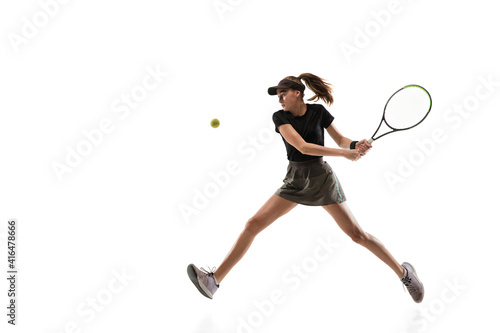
200, 266, 216, 277
401, 275, 417, 295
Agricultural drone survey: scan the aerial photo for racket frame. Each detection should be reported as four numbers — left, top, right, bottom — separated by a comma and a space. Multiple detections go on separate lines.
368, 84, 432, 143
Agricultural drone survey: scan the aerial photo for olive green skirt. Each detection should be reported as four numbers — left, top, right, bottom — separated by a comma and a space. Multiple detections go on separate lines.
275, 157, 346, 206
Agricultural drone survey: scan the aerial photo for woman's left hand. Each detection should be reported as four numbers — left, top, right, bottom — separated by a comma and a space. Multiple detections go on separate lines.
356, 139, 372, 155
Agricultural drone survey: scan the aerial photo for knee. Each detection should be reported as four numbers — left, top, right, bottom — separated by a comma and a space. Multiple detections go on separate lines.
244, 217, 266, 236
350, 230, 368, 245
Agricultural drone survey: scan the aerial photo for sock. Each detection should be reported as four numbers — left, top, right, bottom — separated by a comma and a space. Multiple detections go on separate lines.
400, 267, 408, 280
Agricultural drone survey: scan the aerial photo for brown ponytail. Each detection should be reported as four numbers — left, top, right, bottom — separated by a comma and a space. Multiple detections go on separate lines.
298, 73, 334, 106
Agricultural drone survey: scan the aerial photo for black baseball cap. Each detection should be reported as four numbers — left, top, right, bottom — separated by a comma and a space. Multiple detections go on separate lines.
268, 76, 305, 95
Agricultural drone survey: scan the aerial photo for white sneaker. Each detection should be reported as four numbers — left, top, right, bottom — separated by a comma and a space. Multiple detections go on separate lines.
187, 264, 219, 299
401, 262, 424, 303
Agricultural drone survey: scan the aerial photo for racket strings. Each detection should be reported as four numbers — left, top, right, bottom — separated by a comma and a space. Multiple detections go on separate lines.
384, 86, 431, 130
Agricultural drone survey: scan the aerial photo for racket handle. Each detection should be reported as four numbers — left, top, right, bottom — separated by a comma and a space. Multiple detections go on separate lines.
367, 138, 374, 144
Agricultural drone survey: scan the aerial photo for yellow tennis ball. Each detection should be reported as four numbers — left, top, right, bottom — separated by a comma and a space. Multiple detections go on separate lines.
210, 118, 220, 128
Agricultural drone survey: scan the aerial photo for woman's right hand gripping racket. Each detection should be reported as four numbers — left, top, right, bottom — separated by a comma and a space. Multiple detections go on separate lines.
367, 85, 432, 144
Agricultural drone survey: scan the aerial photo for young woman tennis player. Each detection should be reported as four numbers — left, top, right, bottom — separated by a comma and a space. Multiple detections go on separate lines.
188, 73, 424, 303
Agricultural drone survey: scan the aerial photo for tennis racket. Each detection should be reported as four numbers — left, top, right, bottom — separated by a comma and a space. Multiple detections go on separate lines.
367, 85, 432, 144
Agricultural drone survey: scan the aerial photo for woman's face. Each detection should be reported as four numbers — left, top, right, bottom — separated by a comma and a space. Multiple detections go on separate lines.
277, 89, 301, 111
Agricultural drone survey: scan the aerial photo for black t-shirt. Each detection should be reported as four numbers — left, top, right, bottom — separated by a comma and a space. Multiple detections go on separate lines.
272, 103, 334, 162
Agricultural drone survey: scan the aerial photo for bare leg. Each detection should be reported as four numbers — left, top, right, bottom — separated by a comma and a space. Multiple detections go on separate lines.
214, 194, 298, 283
322, 202, 405, 278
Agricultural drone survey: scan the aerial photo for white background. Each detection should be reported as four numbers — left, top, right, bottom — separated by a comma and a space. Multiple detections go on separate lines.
1, 0, 499, 332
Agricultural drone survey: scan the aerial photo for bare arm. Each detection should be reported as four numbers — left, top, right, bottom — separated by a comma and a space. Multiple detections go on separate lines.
277, 124, 361, 161
326, 123, 354, 149
326, 123, 373, 153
